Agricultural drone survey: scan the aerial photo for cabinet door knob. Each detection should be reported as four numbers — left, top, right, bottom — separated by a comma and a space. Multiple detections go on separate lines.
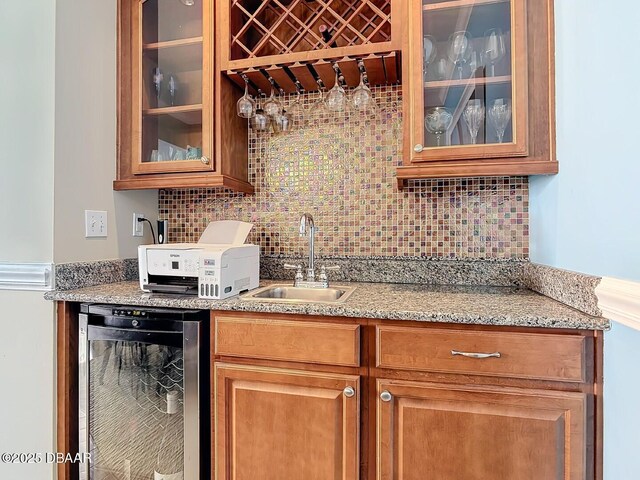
413, 144, 424, 153
200, 156, 210, 165
343, 386, 355, 398
380, 390, 392, 402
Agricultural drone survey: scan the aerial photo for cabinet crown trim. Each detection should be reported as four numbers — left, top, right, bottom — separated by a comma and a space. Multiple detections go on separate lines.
596, 277, 640, 331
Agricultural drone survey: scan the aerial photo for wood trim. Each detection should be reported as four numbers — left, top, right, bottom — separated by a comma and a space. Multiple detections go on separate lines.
113, 174, 254, 192
396, 159, 558, 186
56, 301, 79, 480
423, 0, 509, 10
595, 277, 640, 331
223, 42, 396, 71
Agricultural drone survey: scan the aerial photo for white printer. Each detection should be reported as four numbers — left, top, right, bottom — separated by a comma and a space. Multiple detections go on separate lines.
138, 220, 259, 299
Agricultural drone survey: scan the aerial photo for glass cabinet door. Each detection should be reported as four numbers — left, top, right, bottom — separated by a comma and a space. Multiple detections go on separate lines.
132, 0, 213, 174
412, 0, 528, 161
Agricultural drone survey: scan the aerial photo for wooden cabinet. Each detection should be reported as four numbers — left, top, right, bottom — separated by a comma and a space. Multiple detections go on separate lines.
376, 380, 589, 480
116, 0, 252, 192
212, 313, 362, 480
215, 364, 360, 480
397, 0, 558, 184
212, 312, 601, 480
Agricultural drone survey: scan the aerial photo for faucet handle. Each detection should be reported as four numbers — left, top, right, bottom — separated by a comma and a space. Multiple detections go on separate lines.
284, 263, 304, 286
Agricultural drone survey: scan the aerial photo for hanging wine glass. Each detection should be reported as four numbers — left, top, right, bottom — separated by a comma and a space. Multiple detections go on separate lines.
263, 87, 282, 118
484, 28, 506, 77
325, 71, 347, 112
462, 99, 485, 145
250, 95, 269, 132
488, 98, 512, 143
272, 109, 293, 134
447, 31, 471, 80
351, 72, 374, 112
422, 35, 438, 82
424, 107, 453, 146
236, 78, 256, 119
286, 93, 304, 128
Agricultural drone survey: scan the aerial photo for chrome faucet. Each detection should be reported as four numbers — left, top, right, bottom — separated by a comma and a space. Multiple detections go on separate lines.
284, 213, 340, 288
299, 213, 316, 282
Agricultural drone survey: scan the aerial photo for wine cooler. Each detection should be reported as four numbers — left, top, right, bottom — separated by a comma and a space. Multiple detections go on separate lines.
78, 304, 209, 480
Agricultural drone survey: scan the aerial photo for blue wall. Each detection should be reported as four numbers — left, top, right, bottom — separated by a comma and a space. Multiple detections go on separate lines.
529, 1, 640, 478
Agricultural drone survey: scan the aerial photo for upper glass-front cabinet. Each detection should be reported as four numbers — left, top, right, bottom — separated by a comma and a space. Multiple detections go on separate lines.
410, 0, 528, 162
132, 0, 213, 174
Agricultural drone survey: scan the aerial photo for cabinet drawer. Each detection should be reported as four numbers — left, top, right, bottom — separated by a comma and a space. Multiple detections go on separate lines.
215, 315, 360, 367
376, 326, 587, 382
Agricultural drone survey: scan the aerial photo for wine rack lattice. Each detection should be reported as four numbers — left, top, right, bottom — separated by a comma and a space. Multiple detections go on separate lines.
230, 0, 392, 60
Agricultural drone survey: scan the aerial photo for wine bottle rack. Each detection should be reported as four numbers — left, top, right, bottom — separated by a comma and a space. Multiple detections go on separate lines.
220, 0, 402, 92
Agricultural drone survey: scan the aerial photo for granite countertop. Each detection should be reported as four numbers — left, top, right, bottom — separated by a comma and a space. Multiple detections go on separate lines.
45, 280, 609, 330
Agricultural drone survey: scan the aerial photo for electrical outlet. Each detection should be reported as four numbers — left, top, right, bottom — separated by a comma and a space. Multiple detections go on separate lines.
133, 213, 145, 237
85, 210, 107, 237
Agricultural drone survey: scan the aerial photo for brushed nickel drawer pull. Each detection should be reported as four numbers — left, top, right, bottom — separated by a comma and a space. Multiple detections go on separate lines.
451, 350, 501, 359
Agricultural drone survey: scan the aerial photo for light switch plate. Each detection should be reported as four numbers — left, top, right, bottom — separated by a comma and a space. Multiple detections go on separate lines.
85, 210, 107, 237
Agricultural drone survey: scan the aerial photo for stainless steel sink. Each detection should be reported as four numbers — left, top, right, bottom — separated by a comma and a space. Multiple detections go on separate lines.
241, 284, 356, 304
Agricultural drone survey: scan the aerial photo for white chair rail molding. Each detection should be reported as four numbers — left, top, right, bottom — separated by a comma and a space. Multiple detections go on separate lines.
596, 277, 640, 331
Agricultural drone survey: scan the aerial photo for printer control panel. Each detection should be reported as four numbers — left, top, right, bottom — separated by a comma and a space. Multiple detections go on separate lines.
199, 256, 221, 299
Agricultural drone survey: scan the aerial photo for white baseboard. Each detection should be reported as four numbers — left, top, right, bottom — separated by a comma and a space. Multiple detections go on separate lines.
596, 277, 640, 331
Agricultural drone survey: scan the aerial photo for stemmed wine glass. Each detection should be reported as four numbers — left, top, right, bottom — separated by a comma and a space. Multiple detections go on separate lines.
425, 107, 453, 146
447, 31, 471, 80
325, 71, 347, 112
484, 28, 506, 77
236, 78, 256, 119
250, 95, 269, 132
422, 35, 437, 81
286, 93, 304, 128
263, 87, 282, 118
462, 99, 485, 144
351, 72, 374, 112
168, 75, 177, 106
488, 98, 512, 143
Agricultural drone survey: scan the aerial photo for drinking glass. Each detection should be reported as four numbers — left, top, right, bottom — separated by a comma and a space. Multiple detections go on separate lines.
263, 88, 282, 118
422, 35, 437, 82
150, 149, 160, 162
488, 98, 512, 143
153, 67, 164, 104
272, 109, 293, 134
433, 58, 450, 81
447, 31, 471, 80
307, 88, 330, 120
325, 71, 347, 112
424, 107, 453, 146
168, 75, 177, 106
484, 28, 506, 77
351, 72, 374, 112
236, 78, 256, 119
462, 99, 485, 144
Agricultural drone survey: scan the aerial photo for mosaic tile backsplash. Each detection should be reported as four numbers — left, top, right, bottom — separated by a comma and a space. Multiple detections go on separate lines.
159, 85, 529, 259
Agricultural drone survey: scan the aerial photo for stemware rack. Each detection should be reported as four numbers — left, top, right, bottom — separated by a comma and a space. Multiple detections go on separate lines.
220, 0, 402, 93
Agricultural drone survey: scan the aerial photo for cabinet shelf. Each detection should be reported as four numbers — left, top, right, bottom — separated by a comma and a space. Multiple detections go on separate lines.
425, 74, 511, 89
423, 0, 508, 12
143, 105, 202, 125
143, 36, 203, 50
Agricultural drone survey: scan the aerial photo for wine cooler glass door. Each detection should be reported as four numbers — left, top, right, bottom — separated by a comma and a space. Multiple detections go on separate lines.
79, 316, 200, 480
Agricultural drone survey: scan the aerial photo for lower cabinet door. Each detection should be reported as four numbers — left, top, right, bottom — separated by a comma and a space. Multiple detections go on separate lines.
376, 380, 589, 480
215, 363, 360, 480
